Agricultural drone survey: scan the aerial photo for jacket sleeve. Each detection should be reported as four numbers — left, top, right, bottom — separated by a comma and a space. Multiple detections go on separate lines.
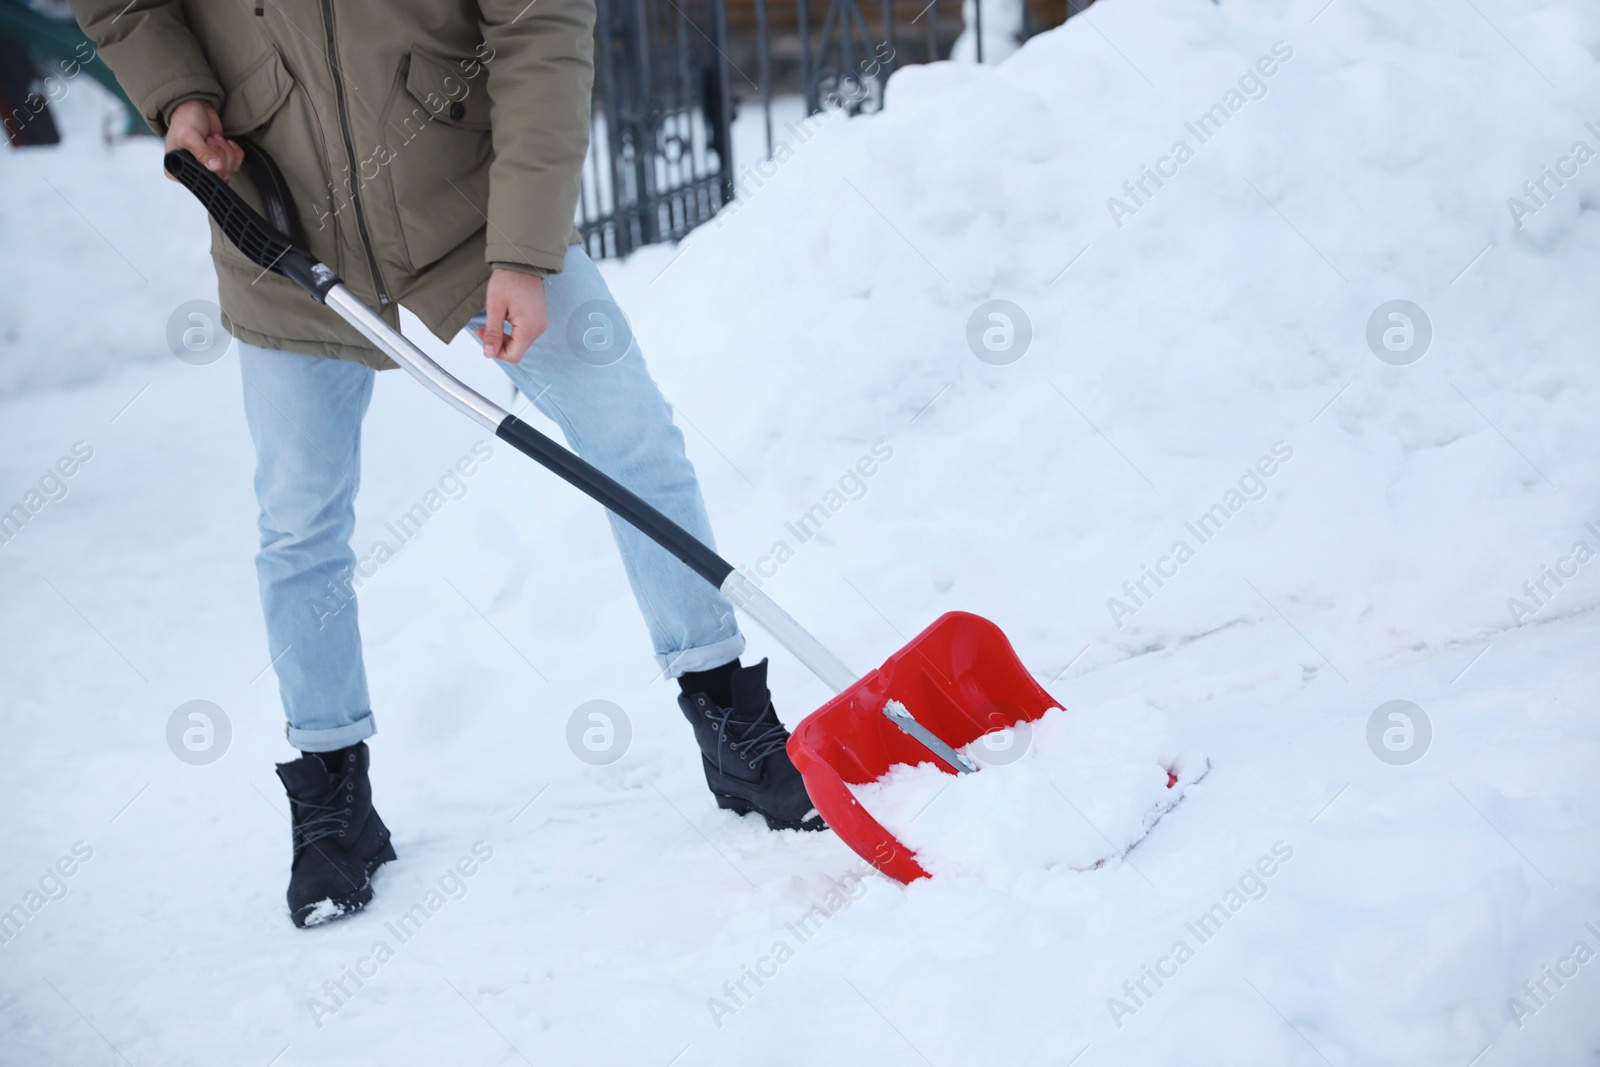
66, 0, 222, 135
477, 0, 595, 274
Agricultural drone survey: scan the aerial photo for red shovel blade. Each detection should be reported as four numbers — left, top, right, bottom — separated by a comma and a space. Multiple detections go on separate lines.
786, 611, 1058, 883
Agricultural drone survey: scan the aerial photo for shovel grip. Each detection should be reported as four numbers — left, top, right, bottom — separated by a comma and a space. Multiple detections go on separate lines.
162, 148, 340, 302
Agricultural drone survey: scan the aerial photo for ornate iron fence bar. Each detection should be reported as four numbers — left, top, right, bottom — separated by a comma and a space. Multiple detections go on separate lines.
579, 0, 734, 260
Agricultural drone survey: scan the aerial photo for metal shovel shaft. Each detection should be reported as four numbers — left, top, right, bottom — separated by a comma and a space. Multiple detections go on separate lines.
325, 286, 505, 430
327, 283, 860, 693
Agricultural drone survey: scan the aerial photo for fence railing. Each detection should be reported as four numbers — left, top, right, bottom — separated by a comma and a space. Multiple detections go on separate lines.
578, 0, 1078, 260
576, 0, 734, 259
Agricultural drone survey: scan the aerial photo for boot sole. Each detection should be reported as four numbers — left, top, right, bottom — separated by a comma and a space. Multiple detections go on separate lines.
291, 839, 398, 929
713, 792, 827, 833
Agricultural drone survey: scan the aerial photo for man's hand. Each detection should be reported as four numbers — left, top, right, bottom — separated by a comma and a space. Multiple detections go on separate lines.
474, 268, 548, 363
165, 99, 243, 180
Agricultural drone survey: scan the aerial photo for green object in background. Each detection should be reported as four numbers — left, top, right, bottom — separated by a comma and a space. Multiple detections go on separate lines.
0, 0, 147, 137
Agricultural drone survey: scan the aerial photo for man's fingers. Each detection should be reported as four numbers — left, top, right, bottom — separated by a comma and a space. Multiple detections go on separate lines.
220, 138, 245, 180
200, 133, 245, 179
162, 101, 243, 180
481, 301, 507, 360
163, 131, 219, 180
198, 135, 226, 172
480, 270, 547, 363
500, 322, 532, 365
170, 128, 225, 172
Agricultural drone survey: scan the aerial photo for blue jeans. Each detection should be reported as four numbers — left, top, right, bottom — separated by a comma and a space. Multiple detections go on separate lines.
240, 245, 744, 752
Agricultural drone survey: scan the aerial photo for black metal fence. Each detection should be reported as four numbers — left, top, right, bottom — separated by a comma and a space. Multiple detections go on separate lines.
577, 0, 734, 259
578, 0, 1077, 260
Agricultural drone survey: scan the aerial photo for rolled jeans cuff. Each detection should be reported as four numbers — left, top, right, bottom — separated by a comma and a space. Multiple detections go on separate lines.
288, 713, 376, 753
657, 632, 746, 679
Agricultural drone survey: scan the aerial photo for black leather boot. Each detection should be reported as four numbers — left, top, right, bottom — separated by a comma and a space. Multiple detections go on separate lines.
275, 741, 396, 928
678, 659, 824, 831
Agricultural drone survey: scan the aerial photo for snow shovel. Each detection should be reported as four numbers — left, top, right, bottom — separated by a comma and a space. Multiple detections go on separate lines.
164, 145, 1060, 883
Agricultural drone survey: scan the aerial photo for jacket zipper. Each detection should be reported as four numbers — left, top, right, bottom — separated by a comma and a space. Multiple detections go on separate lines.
318, 0, 390, 305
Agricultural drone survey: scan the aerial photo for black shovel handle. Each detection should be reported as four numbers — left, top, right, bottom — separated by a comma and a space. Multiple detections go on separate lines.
492, 414, 735, 588
163, 147, 340, 302
162, 145, 737, 592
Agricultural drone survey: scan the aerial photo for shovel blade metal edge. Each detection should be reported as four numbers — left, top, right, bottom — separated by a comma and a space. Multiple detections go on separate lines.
787, 611, 1059, 883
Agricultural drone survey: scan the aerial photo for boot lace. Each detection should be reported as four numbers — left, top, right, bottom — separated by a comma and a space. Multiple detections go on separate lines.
709, 702, 790, 768
292, 770, 353, 850
293, 799, 350, 850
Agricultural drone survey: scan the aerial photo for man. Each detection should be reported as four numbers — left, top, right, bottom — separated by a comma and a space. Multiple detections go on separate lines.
71, 0, 820, 928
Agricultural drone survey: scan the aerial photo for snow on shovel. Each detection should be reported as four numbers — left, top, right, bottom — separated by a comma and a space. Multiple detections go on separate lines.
164, 145, 1185, 885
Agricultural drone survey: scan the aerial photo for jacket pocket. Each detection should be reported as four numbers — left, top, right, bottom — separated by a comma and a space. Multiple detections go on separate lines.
405, 46, 491, 130
211, 48, 337, 278
386, 46, 493, 272
219, 47, 293, 135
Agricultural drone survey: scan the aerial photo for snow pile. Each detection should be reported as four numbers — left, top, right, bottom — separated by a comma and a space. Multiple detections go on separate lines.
0, 89, 211, 398
851, 703, 1204, 880
634, 0, 1600, 679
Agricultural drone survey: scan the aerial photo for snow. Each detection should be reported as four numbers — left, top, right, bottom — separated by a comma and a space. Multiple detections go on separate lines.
951, 0, 1027, 65
850, 704, 1206, 881
300, 899, 347, 928
3, 0, 1600, 1064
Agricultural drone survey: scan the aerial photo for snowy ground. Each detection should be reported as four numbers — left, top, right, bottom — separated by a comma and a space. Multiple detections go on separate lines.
4, 0, 1600, 1063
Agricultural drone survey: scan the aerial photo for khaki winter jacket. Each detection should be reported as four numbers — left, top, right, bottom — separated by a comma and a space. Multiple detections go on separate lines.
69, 0, 594, 368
